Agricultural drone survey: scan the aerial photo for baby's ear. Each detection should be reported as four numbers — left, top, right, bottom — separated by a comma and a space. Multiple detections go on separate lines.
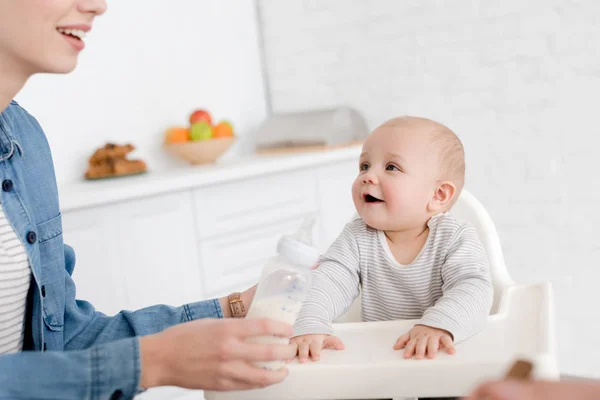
428, 181, 456, 212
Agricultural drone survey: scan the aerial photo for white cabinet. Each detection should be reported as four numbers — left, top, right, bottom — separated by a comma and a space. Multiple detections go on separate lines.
192, 169, 317, 240
63, 192, 203, 315
199, 214, 317, 299
191, 169, 319, 298
116, 192, 204, 311
62, 171, 326, 313
63, 205, 129, 316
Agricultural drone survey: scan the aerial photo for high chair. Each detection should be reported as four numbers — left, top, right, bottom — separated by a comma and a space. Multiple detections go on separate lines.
205, 189, 559, 400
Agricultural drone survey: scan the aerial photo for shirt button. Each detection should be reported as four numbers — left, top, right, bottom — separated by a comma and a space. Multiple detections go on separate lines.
27, 231, 37, 244
110, 390, 124, 400
2, 179, 13, 192
41, 285, 46, 297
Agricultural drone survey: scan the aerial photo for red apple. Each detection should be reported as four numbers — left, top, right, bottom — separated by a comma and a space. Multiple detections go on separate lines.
189, 109, 212, 125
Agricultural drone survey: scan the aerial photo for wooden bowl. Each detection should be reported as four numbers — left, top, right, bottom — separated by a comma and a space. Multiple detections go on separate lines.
164, 137, 236, 165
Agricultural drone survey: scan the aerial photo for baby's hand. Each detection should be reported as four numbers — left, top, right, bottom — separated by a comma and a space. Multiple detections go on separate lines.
290, 334, 345, 363
393, 324, 455, 360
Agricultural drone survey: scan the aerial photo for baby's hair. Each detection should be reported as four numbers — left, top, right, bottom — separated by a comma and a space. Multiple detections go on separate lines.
381, 116, 465, 208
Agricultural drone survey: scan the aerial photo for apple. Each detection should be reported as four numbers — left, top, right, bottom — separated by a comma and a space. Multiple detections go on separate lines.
190, 121, 213, 141
189, 109, 212, 125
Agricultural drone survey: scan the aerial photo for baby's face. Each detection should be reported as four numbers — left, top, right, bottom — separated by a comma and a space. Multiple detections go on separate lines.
352, 124, 440, 232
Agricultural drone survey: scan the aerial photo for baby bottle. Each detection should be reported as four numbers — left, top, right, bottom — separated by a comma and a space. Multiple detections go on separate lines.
245, 218, 320, 370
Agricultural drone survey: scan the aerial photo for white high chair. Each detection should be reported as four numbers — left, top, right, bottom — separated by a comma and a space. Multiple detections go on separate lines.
205, 189, 559, 400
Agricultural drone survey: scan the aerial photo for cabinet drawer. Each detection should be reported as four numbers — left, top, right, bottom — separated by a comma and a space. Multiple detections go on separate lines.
192, 170, 317, 239
199, 214, 317, 298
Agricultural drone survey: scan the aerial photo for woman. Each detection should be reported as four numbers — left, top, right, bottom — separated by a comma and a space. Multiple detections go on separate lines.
0, 1, 296, 399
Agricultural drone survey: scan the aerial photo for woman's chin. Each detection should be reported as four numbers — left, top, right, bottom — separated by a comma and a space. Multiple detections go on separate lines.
41, 55, 79, 75
51, 61, 78, 74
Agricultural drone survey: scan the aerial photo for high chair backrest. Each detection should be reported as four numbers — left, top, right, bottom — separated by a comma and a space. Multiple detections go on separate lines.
450, 189, 513, 313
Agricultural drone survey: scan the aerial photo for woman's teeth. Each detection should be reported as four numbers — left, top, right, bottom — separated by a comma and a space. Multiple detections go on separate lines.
57, 28, 86, 40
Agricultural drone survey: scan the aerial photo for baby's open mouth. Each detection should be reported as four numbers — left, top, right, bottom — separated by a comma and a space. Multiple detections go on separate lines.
364, 194, 384, 203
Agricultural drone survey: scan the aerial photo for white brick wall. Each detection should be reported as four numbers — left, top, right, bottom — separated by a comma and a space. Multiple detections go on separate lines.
258, 0, 600, 377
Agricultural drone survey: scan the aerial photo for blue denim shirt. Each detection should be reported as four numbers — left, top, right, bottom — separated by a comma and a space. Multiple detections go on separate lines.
0, 101, 224, 399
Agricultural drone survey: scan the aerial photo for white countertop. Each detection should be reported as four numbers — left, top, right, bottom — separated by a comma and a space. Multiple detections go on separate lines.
58, 145, 361, 212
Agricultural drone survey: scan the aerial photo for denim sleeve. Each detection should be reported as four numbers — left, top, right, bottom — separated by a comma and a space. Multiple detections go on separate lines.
0, 337, 139, 400
63, 244, 224, 350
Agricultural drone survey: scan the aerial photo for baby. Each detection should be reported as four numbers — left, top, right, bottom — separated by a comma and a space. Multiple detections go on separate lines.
291, 116, 493, 362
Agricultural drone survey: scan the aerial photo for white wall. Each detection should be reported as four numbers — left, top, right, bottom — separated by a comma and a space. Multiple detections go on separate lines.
258, 0, 600, 377
16, 0, 267, 184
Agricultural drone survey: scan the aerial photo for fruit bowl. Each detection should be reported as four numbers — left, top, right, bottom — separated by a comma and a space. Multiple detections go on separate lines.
164, 136, 236, 165
163, 109, 237, 165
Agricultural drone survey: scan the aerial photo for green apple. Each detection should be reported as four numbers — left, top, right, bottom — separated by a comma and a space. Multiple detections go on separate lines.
189, 121, 213, 141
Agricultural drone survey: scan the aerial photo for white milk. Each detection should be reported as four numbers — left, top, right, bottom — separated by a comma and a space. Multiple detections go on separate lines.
245, 296, 303, 370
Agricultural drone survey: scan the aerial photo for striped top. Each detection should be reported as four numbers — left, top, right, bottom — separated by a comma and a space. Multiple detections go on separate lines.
294, 212, 493, 343
0, 203, 31, 354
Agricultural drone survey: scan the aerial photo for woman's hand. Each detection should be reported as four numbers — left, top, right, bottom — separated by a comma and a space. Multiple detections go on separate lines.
139, 317, 297, 391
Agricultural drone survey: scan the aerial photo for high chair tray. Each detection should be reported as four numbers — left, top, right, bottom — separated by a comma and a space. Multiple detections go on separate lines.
205, 282, 558, 400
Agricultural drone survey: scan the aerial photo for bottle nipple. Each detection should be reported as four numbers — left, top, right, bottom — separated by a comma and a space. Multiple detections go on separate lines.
277, 217, 319, 268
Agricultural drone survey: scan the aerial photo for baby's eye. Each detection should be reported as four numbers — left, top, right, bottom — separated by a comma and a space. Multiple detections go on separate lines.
386, 164, 401, 172
359, 163, 369, 172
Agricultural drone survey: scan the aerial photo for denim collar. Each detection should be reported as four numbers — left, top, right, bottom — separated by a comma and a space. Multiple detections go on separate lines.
0, 100, 23, 161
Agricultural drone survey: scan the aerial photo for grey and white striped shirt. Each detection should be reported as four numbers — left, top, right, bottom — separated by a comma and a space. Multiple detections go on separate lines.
0, 203, 31, 354
294, 212, 493, 343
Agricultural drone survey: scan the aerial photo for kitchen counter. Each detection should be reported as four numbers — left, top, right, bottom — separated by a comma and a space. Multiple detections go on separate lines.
58, 145, 361, 212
